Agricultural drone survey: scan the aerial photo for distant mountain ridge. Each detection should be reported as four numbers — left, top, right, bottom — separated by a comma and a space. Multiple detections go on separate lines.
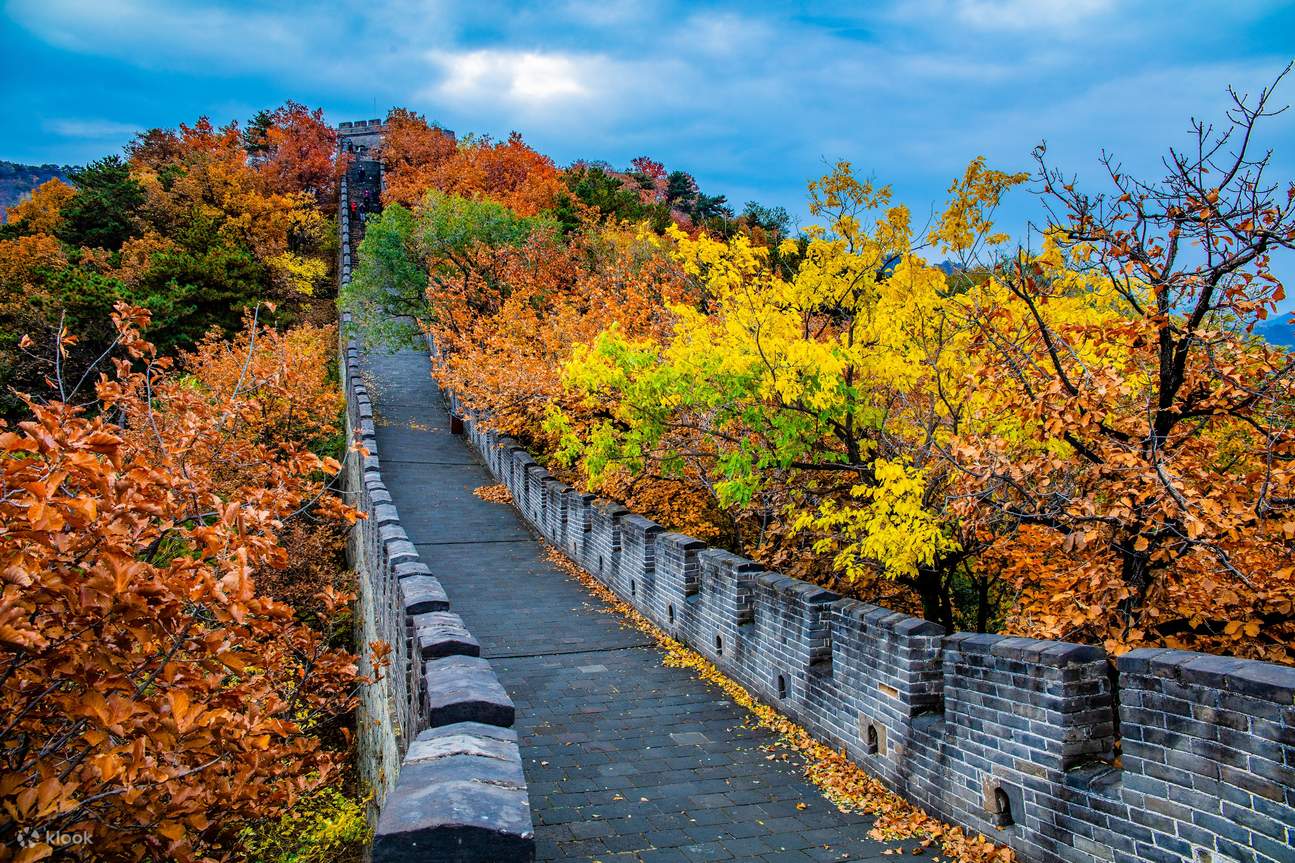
1256, 316, 1295, 347
0, 160, 75, 221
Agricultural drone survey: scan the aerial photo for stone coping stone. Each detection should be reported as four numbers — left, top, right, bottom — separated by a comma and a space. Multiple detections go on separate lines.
410, 720, 518, 749
400, 575, 450, 615
756, 571, 841, 605
946, 631, 1105, 666
372, 726, 534, 862
657, 531, 707, 552
621, 513, 662, 536
402, 741, 525, 789
394, 560, 432, 580
413, 611, 481, 659
423, 655, 515, 728
1120, 647, 1295, 702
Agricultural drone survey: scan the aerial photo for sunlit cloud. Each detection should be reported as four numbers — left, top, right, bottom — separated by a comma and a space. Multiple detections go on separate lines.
427, 48, 607, 107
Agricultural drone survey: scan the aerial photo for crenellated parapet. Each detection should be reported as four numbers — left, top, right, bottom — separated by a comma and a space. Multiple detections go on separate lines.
453, 397, 1295, 863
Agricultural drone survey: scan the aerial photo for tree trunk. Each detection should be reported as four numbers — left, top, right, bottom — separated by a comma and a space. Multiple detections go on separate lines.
914, 565, 955, 632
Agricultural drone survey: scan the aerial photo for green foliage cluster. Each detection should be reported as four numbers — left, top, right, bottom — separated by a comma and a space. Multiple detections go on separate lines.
237, 785, 370, 863
554, 164, 671, 233
340, 191, 552, 347
550, 161, 790, 244
56, 156, 146, 250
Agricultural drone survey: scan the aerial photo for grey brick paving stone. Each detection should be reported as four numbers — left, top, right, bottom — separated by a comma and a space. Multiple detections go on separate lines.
362, 345, 904, 862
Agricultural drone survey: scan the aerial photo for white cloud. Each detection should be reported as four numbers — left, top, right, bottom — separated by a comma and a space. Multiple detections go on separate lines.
957, 0, 1112, 30
426, 48, 611, 108
556, 0, 654, 28
44, 118, 141, 138
674, 11, 774, 57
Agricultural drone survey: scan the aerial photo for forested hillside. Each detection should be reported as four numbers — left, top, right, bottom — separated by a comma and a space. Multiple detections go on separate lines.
346, 77, 1295, 669
0, 160, 73, 221
0, 103, 368, 862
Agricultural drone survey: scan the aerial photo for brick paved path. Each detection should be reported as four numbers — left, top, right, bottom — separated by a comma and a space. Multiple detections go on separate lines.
362, 344, 902, 863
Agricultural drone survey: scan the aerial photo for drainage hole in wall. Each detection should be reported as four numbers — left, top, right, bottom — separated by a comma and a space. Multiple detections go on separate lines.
866, 724, 879, 755
714, 634, 723, 655
992, 787, 1014, 827
630, 579, 637, 596
776, 675, 787, 699
668, 604, 675, 624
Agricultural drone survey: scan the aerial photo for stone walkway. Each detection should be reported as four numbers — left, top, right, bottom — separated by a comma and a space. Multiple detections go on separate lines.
362, 344, 902, 863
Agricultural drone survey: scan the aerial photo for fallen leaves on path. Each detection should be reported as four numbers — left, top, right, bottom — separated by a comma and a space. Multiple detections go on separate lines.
541, 543, 1014, 863
473, 483, 514, 504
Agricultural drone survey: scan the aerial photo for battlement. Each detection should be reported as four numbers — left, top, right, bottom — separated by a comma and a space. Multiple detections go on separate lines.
336, 116, 456, 158
338, 118, 385, 131
459, 417, 1295, 863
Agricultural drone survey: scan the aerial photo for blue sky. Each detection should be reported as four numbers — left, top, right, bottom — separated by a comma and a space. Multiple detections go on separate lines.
2, 0, 1294, 276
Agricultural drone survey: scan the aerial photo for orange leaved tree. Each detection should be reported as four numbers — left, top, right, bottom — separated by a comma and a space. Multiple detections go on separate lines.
0, 305, 365, 861
379, 108, 560, 215
954, 69, 1295, 661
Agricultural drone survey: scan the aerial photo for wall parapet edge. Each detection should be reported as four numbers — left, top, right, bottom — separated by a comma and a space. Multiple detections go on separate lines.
449, 392, 1295, 863
338, 171, 535, 862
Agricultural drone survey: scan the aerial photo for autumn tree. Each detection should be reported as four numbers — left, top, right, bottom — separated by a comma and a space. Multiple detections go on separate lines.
378, 108, 458, 207
378, 108, 560, 216
951, 68, 1295, 661
128, 116, 333, 313
254, 102, 345, 206
628, 156, 667, 203
0, 107, 341, 418
4, 178, 74, 236
549, 163, 1022, 625
425, 215, 722, 539
441, 132, 561, 216
0, 306, 364, 861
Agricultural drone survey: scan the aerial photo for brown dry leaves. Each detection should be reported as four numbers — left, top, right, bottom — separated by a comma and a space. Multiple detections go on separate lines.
473, 483, 514, 505
0, 307, 363, 862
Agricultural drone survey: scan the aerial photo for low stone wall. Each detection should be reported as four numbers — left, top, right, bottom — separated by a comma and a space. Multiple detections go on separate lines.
452, 404, 1295, 863
338, 176, 535, 862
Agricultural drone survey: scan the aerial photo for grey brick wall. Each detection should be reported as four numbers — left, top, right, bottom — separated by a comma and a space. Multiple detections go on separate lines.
654, 532, 706, 638
338, 175, 534, 862
585, 499, 628, 587
462, 402, 1295, 863
621, 515, 663, 625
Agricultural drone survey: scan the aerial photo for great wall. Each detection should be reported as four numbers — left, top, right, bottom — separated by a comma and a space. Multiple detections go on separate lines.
334, 123, 1295, 863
